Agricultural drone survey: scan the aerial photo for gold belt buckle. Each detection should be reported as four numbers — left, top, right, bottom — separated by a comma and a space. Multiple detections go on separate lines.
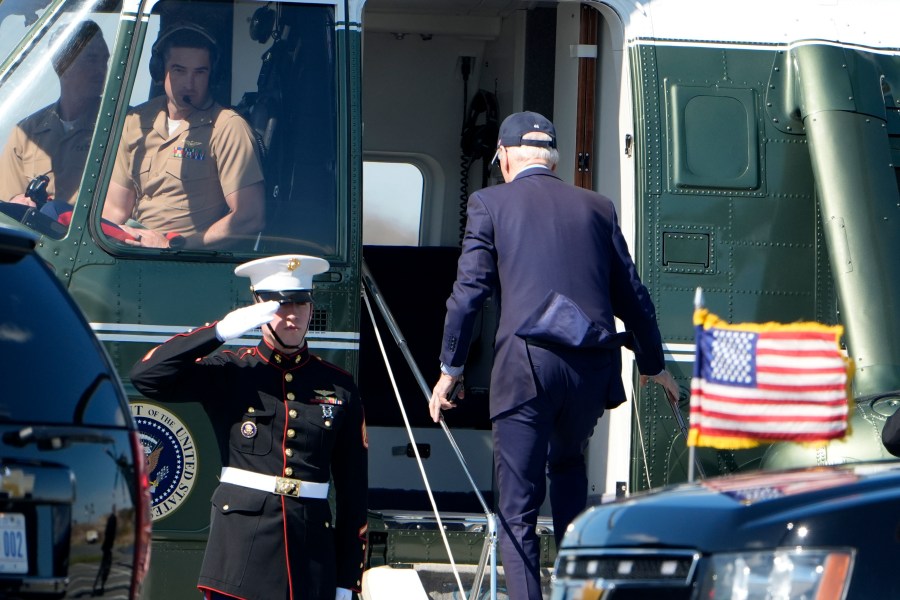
274, 476, 302, 497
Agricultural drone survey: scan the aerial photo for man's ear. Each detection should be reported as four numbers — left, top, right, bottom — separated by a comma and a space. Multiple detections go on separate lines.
500, 148, 515, 181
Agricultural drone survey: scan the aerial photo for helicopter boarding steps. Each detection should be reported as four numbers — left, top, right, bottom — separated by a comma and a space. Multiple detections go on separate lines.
363, 510, 555, 599
361, 256, 557, 599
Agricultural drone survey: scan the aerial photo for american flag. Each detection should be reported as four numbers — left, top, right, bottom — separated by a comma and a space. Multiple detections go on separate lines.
688, 308, 852, 449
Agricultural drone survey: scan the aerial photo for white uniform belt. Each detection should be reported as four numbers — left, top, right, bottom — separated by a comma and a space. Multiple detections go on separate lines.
220, 467, 329, 499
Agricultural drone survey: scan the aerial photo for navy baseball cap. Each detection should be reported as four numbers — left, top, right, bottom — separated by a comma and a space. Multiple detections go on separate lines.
491, 111, 557, 166
497, 111, 557, 149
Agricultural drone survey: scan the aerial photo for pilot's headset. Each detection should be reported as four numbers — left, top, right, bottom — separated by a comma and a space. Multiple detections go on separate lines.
148, 22, 221, 83
50, 20, 103, 76
460, 89, 500, 161
248, 3, 277, 44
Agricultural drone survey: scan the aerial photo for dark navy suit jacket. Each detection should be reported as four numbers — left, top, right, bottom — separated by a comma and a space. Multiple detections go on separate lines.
440, 166, 666, 418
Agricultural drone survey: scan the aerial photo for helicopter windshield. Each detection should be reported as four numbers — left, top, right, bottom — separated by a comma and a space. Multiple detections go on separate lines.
0, 0, 341, 259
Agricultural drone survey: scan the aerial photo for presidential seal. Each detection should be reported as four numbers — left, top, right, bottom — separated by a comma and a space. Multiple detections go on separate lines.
131, 402, 198, 521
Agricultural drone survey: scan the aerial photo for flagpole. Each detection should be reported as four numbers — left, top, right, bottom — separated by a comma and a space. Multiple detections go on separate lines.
660, 288, 706, 481
688, 288, 705, 483
667, 385, 701, 478
694, 287, 704, 311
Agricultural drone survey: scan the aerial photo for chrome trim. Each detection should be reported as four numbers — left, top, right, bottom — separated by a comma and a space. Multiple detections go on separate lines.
553, 548, 700, 588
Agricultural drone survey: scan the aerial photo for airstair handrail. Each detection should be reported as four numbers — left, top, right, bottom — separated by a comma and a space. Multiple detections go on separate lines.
361, 259, 498, 600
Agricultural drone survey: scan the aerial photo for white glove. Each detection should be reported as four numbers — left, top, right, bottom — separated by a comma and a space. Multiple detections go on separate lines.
215, 301, 280, 341
335, 588, 353, 600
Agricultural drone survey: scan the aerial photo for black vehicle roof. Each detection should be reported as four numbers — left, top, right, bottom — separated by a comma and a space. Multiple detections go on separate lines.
0, 224, 37, 254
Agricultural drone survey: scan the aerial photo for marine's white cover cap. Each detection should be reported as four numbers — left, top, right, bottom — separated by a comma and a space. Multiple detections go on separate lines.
234, 254, 329, 302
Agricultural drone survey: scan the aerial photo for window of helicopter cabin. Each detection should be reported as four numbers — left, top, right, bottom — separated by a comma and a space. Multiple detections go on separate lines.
0, 2, 120, 240
363, 161, 424, 246
97, 0, 340, 257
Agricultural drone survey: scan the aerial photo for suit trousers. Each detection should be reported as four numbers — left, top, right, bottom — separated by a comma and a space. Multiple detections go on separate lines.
492, 344, 612, 599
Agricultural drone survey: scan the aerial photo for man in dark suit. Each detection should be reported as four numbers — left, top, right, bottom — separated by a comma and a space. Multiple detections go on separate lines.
430, 111, 679, 600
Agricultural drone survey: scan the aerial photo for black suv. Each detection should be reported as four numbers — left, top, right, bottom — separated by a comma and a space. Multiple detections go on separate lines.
552, 460, 900, 599
0, 226, 150, 598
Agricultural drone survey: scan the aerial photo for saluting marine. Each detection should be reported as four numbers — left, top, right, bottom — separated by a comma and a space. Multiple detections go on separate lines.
131, 255, 368, 600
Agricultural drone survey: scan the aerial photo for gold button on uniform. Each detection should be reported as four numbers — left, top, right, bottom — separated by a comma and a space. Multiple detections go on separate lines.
289, 409, 298, 418
287, 429, 296, 438
285, 373, 293, 382
285, 448, 294, 457
287, 392, 295, 401
284, 467, 293, 476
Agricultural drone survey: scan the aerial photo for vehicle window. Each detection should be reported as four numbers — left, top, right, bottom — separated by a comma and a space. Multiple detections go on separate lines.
0, 250, 126, 425
363, 161, 424, 246
78, 377, 129, 426
0, 1, 121, 239
98, 0, 340, 257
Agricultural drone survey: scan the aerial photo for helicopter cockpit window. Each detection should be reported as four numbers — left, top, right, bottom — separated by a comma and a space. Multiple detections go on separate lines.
98, 0, 339, 257
0, 1, 120, 239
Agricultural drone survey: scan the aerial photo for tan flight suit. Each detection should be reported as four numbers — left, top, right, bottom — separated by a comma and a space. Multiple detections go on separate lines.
0, 103, 97, 203
111, 95, 263, 245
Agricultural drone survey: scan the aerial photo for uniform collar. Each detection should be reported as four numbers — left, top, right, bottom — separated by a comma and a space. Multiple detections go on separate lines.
258, 336, 310, 367
182, 99, 220, 128
31, 101, 99, 133
147, 95, 221, 138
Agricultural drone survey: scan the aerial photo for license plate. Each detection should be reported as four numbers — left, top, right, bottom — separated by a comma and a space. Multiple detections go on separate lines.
0, 513, 27, 574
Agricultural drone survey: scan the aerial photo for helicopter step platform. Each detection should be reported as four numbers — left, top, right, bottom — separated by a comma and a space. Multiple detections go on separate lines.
365, 510, 556, 598
362, 563, 554, 600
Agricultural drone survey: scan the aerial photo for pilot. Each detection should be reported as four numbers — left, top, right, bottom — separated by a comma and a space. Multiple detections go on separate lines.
0, 20, 109, 207
102, 23, 265, 249
130, 254, 368, 600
